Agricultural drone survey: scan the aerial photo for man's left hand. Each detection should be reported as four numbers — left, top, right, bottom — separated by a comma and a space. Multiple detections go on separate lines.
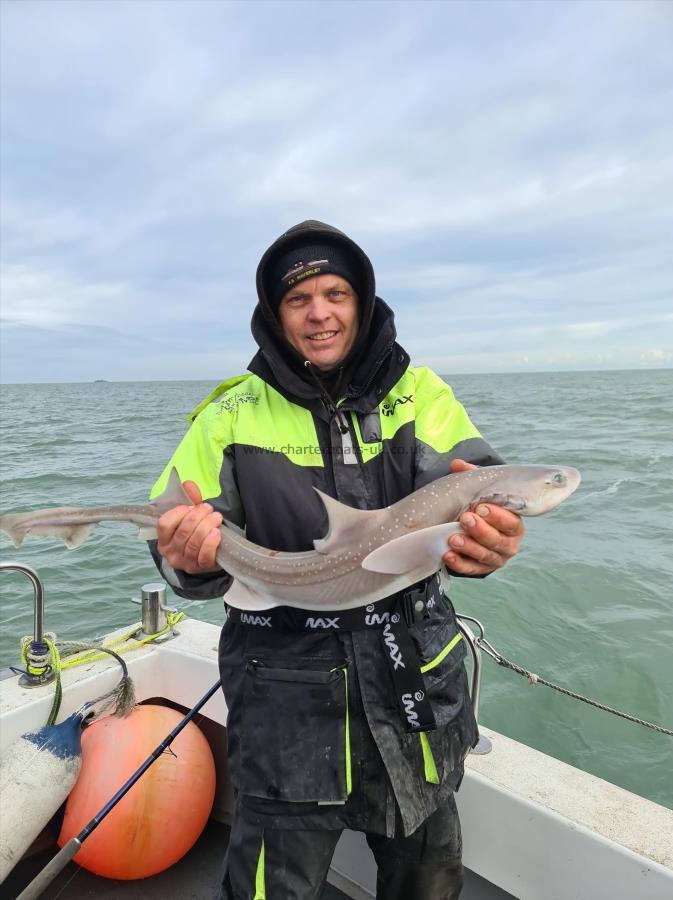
442, 459, 525, 576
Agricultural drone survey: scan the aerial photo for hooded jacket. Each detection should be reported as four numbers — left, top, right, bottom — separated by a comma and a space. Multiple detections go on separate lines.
149, 220, 503, 836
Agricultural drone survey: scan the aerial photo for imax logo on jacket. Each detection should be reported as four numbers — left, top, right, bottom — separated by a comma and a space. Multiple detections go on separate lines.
305, 616, 340, 629
381, 395, 413, 417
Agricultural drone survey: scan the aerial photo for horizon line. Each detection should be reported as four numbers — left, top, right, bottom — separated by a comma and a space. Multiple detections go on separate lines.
1, 366, 671, 387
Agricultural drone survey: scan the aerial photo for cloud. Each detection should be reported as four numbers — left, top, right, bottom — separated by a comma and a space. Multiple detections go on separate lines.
640, 349, 671, 364
1, 0, 672, 381
1, 264, 136, 329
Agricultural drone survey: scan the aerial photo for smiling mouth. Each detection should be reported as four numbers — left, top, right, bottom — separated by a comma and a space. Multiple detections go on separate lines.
307, 331, 339, 342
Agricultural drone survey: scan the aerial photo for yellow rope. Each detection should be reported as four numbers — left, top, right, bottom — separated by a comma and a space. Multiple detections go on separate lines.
59, 611, 185, 669
44, 638, 62, 725
20, 611, 186, 726
19, 636, 63, 725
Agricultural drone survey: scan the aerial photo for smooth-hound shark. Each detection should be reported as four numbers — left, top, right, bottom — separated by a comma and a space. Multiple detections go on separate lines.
0, 465, 580, 611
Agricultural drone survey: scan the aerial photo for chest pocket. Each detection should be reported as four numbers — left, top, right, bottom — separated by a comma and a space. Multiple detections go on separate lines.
240, 661, 351, 805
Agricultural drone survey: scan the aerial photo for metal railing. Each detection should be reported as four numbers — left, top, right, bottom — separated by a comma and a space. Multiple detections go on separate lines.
0, 561, 54, 686
456, 613, 492, 754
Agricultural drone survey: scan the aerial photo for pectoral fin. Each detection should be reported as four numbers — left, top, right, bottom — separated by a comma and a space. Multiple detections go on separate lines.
224, 579, 278, 611
361, 523, 463, 575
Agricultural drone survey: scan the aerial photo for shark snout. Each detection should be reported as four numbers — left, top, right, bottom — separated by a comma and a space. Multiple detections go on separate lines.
537, 465, 581, 513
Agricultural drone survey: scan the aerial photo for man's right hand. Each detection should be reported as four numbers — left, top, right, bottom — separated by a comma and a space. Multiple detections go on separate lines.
156, 480, 223, 574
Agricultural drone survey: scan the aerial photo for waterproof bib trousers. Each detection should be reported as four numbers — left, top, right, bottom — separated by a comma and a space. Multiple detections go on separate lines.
217, 799, 463, 900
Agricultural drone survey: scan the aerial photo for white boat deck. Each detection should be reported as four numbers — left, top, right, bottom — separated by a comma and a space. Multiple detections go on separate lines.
2, 617, 672, 900
2, 820, 512, 900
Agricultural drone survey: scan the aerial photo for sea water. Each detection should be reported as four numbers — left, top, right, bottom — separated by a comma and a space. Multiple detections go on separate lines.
1, 370, 671, 809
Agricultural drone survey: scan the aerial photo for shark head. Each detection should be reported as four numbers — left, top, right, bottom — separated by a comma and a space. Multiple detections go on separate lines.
471, 465, 582, 517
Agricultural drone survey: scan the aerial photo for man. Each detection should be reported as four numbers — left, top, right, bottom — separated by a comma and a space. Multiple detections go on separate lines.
150, 221, 524, 899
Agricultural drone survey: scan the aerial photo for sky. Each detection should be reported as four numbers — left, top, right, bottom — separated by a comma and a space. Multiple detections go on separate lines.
1, 0, 672, 383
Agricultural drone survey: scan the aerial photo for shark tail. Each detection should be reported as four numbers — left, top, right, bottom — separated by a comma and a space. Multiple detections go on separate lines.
0, 467, 188, 551
0, 510, 96, 549
0, 513, 27, 547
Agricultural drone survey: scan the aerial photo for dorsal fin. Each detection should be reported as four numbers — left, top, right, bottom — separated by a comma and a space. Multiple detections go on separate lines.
150, 468, 194, 514
313, 489, 379, 554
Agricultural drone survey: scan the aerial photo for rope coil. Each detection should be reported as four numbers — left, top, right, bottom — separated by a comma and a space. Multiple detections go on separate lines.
20, 611, 185, 726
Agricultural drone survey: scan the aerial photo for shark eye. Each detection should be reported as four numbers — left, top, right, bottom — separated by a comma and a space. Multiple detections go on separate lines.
552, 473, 566, 485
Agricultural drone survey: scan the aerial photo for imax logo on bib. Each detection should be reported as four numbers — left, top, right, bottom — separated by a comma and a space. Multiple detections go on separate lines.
240, 613, 272, 627
305, 617, 340, 629
365, 611, 390, 626
382, 623, 405, 670
402, 693, 421, 729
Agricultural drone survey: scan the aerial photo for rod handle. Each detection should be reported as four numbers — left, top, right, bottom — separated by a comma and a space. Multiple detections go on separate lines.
15, 838, 81, 900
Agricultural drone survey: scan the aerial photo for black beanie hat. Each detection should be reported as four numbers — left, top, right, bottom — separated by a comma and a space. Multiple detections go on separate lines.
266, 241, 363, 312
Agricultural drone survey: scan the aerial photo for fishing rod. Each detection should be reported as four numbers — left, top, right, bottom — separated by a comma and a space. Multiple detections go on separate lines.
17, 677, 223, 900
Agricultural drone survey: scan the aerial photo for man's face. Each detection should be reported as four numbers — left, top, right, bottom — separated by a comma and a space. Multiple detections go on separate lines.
278, 274, 359, 371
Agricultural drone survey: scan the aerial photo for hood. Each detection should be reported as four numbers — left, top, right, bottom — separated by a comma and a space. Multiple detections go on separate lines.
255, 220, 377, 338
249, 220, 408, 409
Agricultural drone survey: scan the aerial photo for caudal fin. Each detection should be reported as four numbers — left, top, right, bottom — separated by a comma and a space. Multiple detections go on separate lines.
0, 511, 96, 549
0, 512, 29, 547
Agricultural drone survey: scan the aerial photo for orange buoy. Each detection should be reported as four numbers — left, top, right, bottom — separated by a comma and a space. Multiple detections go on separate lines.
58, 704, 216, 880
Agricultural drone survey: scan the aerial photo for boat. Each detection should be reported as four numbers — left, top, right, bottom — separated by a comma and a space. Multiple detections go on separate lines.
1, 563, 672, 899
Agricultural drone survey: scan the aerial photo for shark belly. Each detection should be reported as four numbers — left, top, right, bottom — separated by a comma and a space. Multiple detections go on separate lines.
222, 563, 437, 612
